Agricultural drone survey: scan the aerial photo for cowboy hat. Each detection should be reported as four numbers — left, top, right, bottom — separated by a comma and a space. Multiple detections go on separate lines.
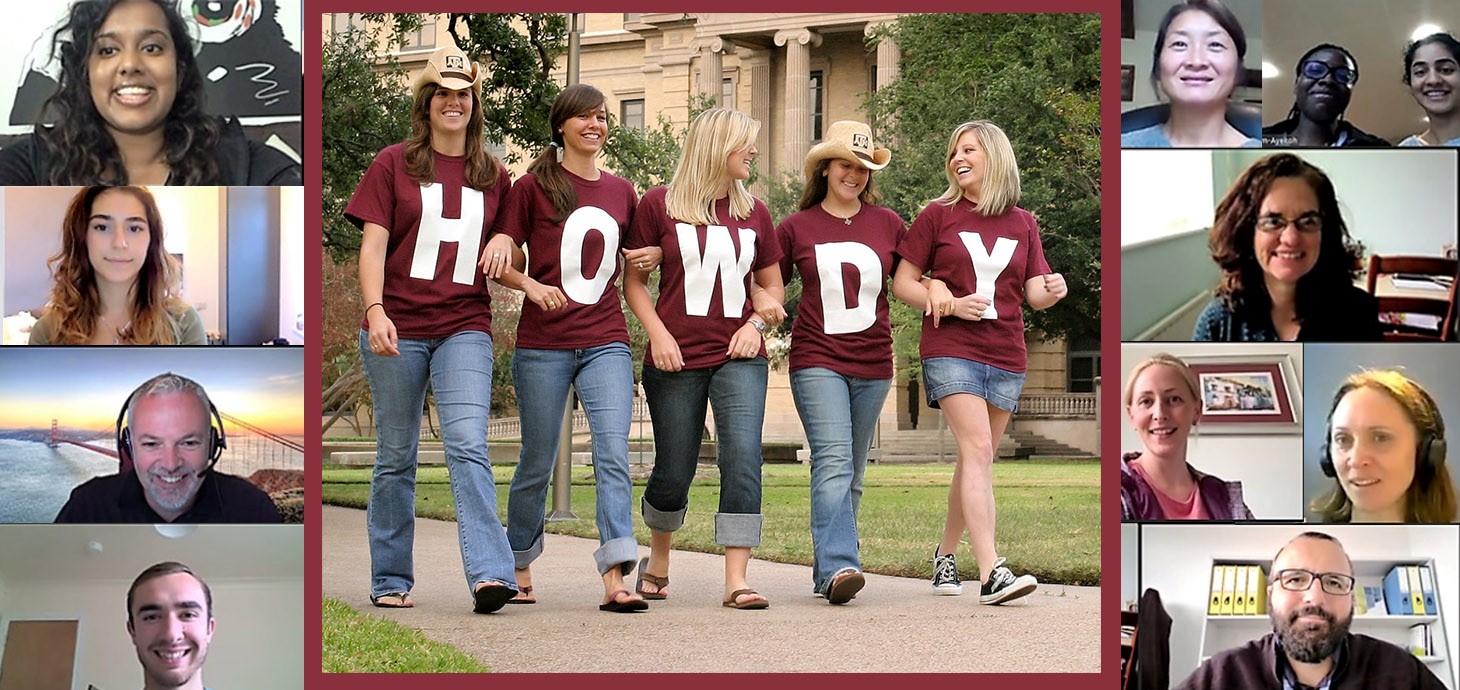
414, 45, 482, 95
803, 120, 891, 180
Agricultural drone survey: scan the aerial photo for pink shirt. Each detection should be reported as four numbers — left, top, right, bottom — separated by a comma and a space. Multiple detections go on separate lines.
896, 199, 1052, 373
491, 170, 639, 349
1130, 461, 1211, 520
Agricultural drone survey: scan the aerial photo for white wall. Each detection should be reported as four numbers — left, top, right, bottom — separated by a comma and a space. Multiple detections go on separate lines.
1142, 523, 1460, 689
1121, 342, 1306, 520
0, 577, 302, 690
1121, 150, 1216, 248
1123, 523, 1140, 608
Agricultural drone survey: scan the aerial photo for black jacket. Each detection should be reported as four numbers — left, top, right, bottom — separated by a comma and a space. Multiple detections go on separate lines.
53, 469, 281, 524
1178, 632, 1447, 690
0, 116, 301, 185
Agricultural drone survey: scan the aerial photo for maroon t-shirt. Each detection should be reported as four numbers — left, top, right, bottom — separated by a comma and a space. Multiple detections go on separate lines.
345, 143, 509, 339
896, 198, 1052, 373
777, 204, 904, 380
625, 186, 782, 370
491, 170, 639, 349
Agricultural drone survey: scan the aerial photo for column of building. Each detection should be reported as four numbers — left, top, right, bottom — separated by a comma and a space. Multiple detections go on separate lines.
774, 28, 821, 176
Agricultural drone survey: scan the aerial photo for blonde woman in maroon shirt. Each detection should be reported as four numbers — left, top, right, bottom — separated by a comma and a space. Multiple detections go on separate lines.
892, 120, 1068, 604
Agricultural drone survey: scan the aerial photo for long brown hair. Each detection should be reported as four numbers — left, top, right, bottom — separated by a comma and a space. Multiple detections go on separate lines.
797, 159, 881, 211
528, 84, 606, 222
45, 186, 187, 344
402, 83, 499, 191
1208, 153, 1364, 318
1311, 370, 1458, 522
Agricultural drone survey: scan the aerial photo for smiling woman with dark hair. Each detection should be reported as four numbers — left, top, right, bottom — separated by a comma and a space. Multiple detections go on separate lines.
1262, 44, 1390, 147
1398, 32, 1460, 147
1193, 153, 1381, 342
0, 0, 299, 185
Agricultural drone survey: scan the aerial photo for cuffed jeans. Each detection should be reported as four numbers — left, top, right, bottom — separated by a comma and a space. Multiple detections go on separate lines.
641, 357, 768, 547
507, 343, 638, 576
790, 368, 891, 593
359, 330, 516, 600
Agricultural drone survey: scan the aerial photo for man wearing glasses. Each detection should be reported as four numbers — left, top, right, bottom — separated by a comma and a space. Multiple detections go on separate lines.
1178, 532, 1445, 689
1261, 44, 1390, 148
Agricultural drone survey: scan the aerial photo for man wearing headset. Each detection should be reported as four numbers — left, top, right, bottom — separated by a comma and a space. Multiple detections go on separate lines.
54, 373, 279, 523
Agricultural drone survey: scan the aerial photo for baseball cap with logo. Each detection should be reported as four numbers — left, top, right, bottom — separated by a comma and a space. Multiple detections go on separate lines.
414, 45, 482, 95
802, 120, 892, 181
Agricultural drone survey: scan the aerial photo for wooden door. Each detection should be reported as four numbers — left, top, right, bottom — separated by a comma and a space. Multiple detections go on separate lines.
0, 619, 78, 690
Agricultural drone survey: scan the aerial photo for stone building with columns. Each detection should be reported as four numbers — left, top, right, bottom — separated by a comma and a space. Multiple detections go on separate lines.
326, 12, 1098, 448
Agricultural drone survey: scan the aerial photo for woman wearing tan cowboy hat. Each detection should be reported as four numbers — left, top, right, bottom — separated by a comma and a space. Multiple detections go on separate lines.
892, 120, 1068, 604
346, 43, 519, 614
479, 83, 661, 613
623, 108, 785, 610
776, 120, 904, 604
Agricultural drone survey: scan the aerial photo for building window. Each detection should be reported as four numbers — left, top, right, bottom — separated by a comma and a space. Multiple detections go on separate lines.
722, 77, 734, 110
330, 13, 362, 35
810, 70, 825, 141
1066, 337, 1100, 393
400, 23, 434, 51
621, 99, 645, 131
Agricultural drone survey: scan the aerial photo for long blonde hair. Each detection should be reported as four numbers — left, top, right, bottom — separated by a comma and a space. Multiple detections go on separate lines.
934, 120, 1021, 216
665, 108, 760, 225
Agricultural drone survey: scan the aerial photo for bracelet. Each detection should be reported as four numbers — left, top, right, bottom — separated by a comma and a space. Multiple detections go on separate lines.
748, 318, 767, 335
364, 302, 384, 317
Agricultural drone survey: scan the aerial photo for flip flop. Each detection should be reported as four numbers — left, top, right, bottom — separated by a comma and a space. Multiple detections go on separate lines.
826, 569, 866, 605
472, 584, 515, 614
371, 592, 413, 609
599, 589, 649, 613
635, 557, 669, 600
505, 585, 536, 604
722, 588, 769, 610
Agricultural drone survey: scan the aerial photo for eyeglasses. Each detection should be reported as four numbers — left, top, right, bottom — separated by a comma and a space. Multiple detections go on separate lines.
1300, 60, 1359, 86
1274, 568, 1355, 595
1256, 212, 1323, 234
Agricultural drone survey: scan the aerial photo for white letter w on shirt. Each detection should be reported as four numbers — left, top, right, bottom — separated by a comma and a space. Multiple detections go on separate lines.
410, 184, 486, 285
677, 224, 756, 317
956, 232, 1016, 320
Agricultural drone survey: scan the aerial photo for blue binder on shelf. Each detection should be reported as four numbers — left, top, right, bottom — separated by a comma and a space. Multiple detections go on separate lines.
1384, 565, 1414, 615
1418, 565, 1438, 616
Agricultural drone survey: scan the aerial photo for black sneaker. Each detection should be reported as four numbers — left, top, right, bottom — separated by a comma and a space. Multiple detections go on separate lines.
980, 557, 1037, 605
931, 549, 963, 595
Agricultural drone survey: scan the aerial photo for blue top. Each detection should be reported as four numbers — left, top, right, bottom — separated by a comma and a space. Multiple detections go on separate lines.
1398, 134, 1460, 147
1191, 286, 1383, 342
1121, 124, 1260, 148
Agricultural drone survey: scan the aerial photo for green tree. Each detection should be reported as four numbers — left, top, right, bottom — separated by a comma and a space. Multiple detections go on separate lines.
868, 13, 1102, 379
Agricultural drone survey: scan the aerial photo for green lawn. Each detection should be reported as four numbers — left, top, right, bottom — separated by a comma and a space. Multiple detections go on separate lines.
321, 598, 492, 673
321, 461, 1099, 586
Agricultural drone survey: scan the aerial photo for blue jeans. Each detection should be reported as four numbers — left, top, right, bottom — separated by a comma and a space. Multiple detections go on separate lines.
641, 358, 768, 547
507, 344, 637, 576
359, 330, 516, 600
790, 368, 891, 593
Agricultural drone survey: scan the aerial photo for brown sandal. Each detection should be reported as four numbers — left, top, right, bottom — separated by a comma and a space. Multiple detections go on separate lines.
600, 589, 649, 613
505, 585, 535, 604
722, 588, 769, 610
635, 557, 669, 600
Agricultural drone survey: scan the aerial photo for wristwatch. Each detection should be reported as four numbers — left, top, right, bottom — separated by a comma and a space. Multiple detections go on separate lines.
749, 318, 767, 335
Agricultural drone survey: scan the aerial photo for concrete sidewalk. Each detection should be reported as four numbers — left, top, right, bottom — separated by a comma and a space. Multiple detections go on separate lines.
322, 505, 1101, 673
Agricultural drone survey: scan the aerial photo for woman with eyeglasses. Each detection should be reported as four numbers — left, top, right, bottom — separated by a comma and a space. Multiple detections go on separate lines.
1261, 44, 1390, 147
1121, 0, 1259, 148
1398, 32, 1460, 147
1193, 153, 1382, 342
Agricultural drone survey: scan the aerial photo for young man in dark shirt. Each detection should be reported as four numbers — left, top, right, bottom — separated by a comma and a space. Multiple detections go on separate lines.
1178, 532, 1445, 690
54, 373, 278, 523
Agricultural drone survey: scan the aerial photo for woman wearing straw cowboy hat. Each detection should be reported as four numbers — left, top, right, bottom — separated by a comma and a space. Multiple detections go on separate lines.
776, 120, 904, 604
891, 120, 1068, 605
479, 82, 661, 613
623, 107, 785, 610
346, 43, 520, 615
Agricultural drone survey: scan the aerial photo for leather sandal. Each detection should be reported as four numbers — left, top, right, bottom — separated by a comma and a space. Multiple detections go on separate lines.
722, 588, 769, 610
505, 585, 535, 604
599, 589, 649, 613
635, 557, 669, 600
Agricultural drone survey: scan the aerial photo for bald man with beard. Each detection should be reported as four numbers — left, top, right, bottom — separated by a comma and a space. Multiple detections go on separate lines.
1178, 532, 1445, 690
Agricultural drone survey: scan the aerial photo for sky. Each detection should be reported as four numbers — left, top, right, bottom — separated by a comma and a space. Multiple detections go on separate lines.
0, 347, 304, 434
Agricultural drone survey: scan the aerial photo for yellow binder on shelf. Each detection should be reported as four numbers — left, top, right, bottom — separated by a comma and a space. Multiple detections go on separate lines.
1220, 564, 1236, 615
1234, 565, 1248, 616
1407, 566, 1425, 616
1247, 565, 1265, 615
1209, 564, 1223, 615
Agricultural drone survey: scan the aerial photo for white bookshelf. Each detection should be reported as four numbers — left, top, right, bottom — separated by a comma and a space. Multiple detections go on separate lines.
1198, 558, 1453, 689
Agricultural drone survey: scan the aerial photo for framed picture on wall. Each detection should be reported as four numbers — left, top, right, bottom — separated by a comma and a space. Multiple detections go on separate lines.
1122, 64, 1135, 102
1186, 353, 1301, 434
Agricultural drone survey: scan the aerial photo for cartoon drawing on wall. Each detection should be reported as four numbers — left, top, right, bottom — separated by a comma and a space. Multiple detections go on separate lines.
5, 0, 299, 142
